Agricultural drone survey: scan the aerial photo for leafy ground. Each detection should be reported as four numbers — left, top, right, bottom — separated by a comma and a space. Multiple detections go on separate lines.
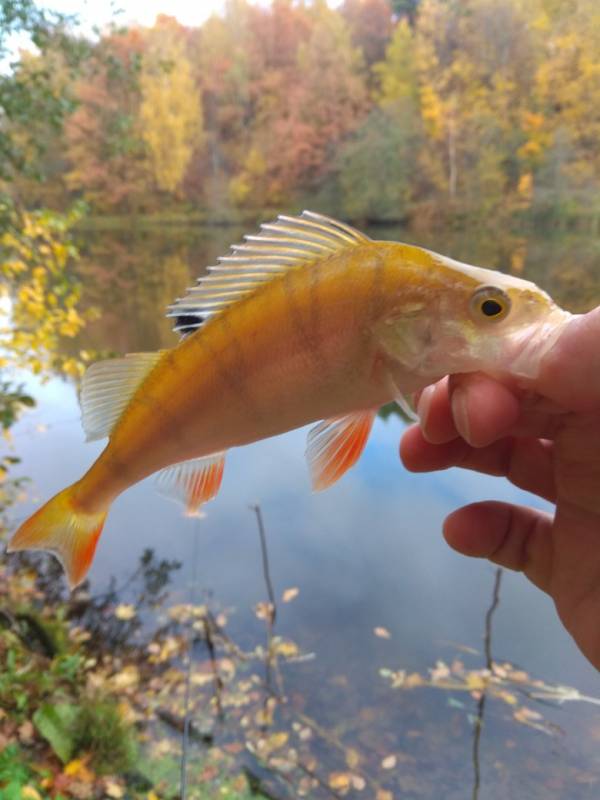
3, 535, 600, 800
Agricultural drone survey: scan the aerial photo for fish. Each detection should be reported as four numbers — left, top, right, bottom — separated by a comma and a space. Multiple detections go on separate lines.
7, 211, 572, 589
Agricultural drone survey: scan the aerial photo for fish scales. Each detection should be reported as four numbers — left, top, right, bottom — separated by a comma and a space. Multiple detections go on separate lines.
77, 241, 396, 516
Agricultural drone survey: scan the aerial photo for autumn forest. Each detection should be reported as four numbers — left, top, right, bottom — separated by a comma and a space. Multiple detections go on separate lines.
5, 0, 600, 229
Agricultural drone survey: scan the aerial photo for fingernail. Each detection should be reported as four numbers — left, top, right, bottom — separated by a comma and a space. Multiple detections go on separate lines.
417, 385, 434, 431
451, 388, 471, 443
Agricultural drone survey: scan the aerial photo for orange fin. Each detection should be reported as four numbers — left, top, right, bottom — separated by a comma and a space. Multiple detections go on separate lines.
7, 484, 107, 590
306, 410, 376, 491
156, 452, 226, 516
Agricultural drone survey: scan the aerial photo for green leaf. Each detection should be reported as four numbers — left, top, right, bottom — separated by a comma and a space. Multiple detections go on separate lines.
33, 703, 78, 763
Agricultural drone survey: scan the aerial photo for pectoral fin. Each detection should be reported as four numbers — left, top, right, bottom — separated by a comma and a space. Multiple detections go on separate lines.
156, 452, 226, 516
394, 391, 419, 422
306, 410, 376, 491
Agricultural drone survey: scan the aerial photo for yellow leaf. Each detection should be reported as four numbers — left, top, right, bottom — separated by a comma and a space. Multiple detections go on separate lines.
376, 791, 394, 800
381, 754, 397, 770
254, 601, 274, 621
351, 774, 366, 791
508, 670, 529, 682
514, 706, 543, 723
282, 587, 299, 603
64, 758, 94, 782
104, 779, 124, 798
328, 772, 351, 793
496, 690, 518, 706
465, 672, 488, 691
274, 639, 299, 658
110, 664, 140, 690
345, 748, 360, 769
21, 788, 42, 800
374, 626, 391, 639
404, 672, 424, 689
429, 661, 450, 682
114, 603, 136, 620
264, 732, 289, 753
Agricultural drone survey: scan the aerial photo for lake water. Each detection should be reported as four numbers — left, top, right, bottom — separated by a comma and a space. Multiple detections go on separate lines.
7, 220, 600, 797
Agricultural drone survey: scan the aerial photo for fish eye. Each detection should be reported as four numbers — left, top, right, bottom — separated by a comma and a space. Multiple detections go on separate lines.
470, 286, 511, 322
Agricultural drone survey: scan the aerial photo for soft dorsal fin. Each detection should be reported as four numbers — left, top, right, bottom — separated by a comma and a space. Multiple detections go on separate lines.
167, 210, 369, 336
80, 352, 163, 441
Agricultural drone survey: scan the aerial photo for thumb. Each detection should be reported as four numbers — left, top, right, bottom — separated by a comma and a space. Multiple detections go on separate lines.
443, 501, 553, 593
536, 307, 600, 412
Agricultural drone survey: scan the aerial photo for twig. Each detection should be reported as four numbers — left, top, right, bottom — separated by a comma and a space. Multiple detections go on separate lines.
156, 707, 213, 745
250, 504, 285, 701
484, 568, 503, 671
250, 504, 277, 623
472, 567, 503, 800
295, 760, 346, 800
180, 519, 201, 800
202, 615, 224, 718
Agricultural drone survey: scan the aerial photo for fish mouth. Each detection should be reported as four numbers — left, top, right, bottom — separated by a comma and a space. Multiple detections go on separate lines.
508, 307, 574, 378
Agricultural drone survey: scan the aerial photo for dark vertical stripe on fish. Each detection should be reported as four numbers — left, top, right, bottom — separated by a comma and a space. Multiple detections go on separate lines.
192, 313, 262, 422
367, 250, 387, 324
282, 266, 326, 371
133, 393, 186, 445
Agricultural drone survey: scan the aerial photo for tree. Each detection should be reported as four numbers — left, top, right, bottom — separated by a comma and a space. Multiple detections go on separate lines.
0, 0, 84, 182
341, 0, 394, 69
390, 0, 420, 26
0, 1, 94, 381
334, 104, 419, 221
231, 0, 369, 207
139, 16, 203, 196
414, 0, 544, 219
65, 28, 151, 211
531, 0, 600, 227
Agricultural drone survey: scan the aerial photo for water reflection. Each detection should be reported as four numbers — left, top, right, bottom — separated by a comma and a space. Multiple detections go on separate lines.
7, 222, 600, 797
70, 221, 600, 359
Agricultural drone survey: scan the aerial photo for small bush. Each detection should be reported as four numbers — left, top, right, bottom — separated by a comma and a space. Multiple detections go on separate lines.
72, 698, 137, 774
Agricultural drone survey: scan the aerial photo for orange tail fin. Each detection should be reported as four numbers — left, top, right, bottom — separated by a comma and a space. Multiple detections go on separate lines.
7, 485, 108, 589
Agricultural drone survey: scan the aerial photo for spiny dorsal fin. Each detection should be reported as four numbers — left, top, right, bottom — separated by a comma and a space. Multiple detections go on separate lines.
167, 210, 369, 336
80, 352, 163, 441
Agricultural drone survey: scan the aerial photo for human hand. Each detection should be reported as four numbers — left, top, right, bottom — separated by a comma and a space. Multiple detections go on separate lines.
400, 307, 600, 670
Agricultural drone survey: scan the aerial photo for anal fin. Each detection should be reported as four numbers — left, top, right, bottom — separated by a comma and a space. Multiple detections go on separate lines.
306, 410, 376, 491
156, 452, 226, 517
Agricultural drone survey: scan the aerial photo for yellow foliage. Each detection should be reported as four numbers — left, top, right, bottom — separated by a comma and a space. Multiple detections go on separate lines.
20, 788, 42, 800
0, 203, 95, 380
328, 772, 351, 793
139, 19, 204, 194
64, 757, 95, 782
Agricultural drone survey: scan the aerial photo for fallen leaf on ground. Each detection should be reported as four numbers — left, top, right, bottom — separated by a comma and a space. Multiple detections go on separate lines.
351, 774, 366, 791
346, 748, 360, 769
254, 602, 274, 621
328, 772, 351, 793
63, 757, 95, 786
104, 779, 124, 798
430, 661, 451, 682
374, 626, 391, 639
18, 720, 35, 744
114, 603, 136, 621
21, 788, 42, 800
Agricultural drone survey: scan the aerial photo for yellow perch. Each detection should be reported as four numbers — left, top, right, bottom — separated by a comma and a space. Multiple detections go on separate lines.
8, 212, 572, 588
